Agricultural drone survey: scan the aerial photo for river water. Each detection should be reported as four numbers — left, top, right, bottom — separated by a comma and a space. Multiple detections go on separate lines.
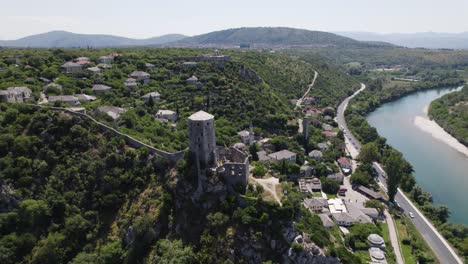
366, 87, 467, 224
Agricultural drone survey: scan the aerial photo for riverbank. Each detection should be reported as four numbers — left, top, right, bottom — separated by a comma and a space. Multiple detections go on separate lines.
414, 105, 468, 157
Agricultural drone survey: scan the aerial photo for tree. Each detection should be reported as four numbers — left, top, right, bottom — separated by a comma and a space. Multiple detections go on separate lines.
249, 143, 259, 161
358, 142, 380, 163
385, 152, 403, 202
322, 178, 340, 194
148, 239, 196, 264
252, 163, 266, 177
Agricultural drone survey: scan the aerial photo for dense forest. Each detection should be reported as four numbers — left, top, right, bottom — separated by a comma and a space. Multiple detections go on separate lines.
429, 85, 468, 146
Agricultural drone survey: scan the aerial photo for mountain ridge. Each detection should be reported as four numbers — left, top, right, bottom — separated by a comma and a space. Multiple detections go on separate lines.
0, 30, 188, 48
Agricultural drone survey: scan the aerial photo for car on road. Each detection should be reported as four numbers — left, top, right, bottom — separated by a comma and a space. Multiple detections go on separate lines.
409, 212, 414, 218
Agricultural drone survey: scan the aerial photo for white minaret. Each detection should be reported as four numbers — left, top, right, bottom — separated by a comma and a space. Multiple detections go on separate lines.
188, 111, 217, 168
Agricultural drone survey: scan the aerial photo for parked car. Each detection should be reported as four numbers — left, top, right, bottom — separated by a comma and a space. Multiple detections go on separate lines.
409, 212, 414, 218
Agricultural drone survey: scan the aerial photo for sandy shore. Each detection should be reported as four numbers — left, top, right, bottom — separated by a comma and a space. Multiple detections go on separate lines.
414, 106, 468, 157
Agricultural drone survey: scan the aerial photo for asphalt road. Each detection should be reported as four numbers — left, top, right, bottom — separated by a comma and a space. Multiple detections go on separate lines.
336, 83, 463, 264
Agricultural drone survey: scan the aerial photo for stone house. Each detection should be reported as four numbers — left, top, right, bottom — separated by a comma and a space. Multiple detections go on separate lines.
47, 95, 80, 106
186, 75, 199, 85
124, 78, 138, 89
87, 67, 102, 74
237, 130, 254, 145
92, 84, 112, 94
155, 110, 177, 122
217, 147, 250, 187
130, 71, 151, 84
61, 61, 82, 73
308, 150, 323, 161
141, 92, 161, 102
268, 149, 297, 163
97, 106, 127, 120
303, 198, 328, 213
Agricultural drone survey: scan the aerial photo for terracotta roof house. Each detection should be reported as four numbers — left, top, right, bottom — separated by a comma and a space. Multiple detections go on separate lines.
92, 84, 112, 94
97, 106, 127, 120
322, 131, 337, 138
268, 149, 297, 163
141, 92, 161, 102
337, 157, 352, 174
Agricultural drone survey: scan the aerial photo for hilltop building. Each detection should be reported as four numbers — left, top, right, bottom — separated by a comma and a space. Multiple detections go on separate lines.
188, 111, 250, 196
0, 87, 33, 103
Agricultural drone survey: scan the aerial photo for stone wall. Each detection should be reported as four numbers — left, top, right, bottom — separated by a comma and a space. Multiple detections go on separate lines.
28, 105, 185, 162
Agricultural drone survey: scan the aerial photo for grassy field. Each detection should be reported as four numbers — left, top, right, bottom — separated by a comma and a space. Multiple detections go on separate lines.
395, 215, 440, 264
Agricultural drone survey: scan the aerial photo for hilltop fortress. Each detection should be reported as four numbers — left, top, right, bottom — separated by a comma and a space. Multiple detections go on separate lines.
188, 111, 249, 196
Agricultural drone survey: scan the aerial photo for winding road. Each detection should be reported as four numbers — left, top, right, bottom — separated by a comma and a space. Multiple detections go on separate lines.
336, 84, 463, 264
295, 70, 319, 108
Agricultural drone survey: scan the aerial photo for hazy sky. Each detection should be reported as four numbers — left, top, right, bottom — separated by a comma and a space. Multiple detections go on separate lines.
1, 0, 467, 40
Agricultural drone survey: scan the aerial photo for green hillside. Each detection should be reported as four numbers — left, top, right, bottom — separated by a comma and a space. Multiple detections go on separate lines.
174, 27, 384, 48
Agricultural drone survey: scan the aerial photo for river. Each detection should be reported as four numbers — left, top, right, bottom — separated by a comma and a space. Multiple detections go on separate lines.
366, 87, 468, 224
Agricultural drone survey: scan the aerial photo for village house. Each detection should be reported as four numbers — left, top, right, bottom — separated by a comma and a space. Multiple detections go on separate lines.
181, 62, 198, 68
155, 109, 177, 122
130, 71, 151, 83
61, 61, 82, 73
300, 165, 314, 177
124, 78, 138, 89
97, 63, 113, 69
317, 142, 329, 151
87, 67, 102, 74
327, 172, 344, 184
322, 131, 337, 138
303, 96, 316, 105
186, 75, 199, 86
256, 150, 272, 162
308, 150, 323, 161
318, 214, 335, 229
337, 157, 352, 174
268, 149, 297, 163
98, 55, 114, 63
0, 90, 19, 103
332, 213, 355, 227
47, 95, 80, 106
6, 87, 32, 102
322, 123, 333, 131
303, 198, 328, 213
141, 92, 161, 102
75, 94, 97, 102
145, 63, 156, 70
355, 185, 383, 200
237, 130, 254, 145
97, 106, 127, 120
74, 57, 90, 66
298, 177, 322, 193
92, 84, 112, 94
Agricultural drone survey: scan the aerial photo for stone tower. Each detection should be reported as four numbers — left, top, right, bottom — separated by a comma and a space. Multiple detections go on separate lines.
303, 115, 310, 141
188, 110, 217, 168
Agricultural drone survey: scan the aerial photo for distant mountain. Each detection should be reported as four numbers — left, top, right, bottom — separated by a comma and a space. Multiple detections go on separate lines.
169, 27, 390, 48
0, 31, 187, 48
335, 31, 468, 49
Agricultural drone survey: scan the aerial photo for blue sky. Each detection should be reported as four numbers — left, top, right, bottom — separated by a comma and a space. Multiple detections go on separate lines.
1, 0, 467, 39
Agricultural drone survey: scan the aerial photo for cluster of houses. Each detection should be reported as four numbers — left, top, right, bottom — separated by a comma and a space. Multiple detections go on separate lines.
303, 196, 383, 230
0, 86, 33, 103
